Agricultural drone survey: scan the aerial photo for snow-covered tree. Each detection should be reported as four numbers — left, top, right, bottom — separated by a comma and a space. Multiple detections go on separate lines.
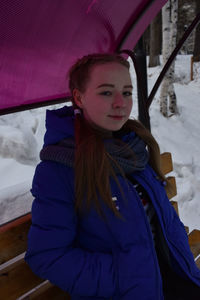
160, 0, 178, 117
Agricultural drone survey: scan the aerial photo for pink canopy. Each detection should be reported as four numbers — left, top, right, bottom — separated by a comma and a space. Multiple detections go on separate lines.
0, 0, 167, 113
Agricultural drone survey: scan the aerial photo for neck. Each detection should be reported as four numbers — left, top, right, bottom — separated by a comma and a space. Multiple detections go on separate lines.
84, 118, 113, 138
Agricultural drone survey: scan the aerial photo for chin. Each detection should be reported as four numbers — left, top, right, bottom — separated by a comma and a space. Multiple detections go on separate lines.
108, 124, 124, 131
111, 127, 123, 132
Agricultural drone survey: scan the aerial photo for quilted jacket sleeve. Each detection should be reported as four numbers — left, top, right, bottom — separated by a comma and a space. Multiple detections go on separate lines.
25, 161, 116, 298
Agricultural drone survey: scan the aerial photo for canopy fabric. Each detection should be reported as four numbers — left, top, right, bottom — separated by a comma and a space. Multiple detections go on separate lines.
0, 0, 167, 112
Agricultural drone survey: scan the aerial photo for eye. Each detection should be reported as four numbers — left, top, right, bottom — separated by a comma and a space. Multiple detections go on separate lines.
99, 91, 112, 96
123, 91, 132, 97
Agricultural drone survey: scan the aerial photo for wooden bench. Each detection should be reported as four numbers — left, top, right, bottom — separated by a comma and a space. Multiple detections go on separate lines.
0, 152, 199, 299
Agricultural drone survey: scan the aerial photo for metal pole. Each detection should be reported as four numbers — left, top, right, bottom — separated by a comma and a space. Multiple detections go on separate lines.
147, 13, 200, 109
134, 37, 151, 130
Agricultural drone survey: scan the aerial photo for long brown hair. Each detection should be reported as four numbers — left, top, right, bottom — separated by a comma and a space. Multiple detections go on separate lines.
68, 53, 168, 217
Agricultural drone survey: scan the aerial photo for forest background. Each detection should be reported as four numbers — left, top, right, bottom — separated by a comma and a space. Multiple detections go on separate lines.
145, 0, 200, 65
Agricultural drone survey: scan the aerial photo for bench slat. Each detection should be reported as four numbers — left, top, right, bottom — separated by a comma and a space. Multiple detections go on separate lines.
0, 257, 44, 300
160, 152, 173, 175
188, 230, 200, 259
170, 200, 179, 215
0, 217, 31, 264
16, 280, 70, 300
18, 281, 70, 300
166, 176, 177, 199
185, 226, 189, 234
196, 256, 200, 269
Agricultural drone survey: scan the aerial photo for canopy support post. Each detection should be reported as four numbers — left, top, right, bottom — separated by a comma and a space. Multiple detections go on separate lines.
134, 37, 150, 130
120, 40, 151, 131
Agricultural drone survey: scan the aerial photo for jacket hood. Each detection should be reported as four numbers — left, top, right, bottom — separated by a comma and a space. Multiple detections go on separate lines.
43, 105, 75, 147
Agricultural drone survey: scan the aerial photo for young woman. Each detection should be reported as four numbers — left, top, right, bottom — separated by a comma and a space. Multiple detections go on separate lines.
25, 53, 200, 300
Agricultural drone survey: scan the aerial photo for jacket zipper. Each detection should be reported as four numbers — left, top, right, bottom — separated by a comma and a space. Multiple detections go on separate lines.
126, 175, 163, 300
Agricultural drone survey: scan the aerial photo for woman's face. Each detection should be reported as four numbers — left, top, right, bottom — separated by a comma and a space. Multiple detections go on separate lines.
74, 62, 133, 131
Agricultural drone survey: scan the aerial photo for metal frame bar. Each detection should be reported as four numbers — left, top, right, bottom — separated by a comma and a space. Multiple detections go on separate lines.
147, 13, 200, 109
116, 0, 156, 52
0, 97, 71, 116
119, 47, 150, 130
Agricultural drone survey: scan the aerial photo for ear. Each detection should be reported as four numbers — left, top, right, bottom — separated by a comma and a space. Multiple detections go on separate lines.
73, 89, 83, 109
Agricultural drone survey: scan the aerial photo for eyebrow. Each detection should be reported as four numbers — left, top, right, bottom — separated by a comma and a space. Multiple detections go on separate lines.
96, 84, 133, 89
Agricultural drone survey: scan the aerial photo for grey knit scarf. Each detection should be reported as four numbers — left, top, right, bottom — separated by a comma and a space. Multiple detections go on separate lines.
40, 132, 149, 175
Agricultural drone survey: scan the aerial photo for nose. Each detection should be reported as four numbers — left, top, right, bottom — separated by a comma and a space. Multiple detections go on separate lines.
112, 93, 125, 108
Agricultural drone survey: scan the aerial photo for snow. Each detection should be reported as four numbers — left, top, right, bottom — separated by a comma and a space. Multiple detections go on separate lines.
0, 55, 199, 232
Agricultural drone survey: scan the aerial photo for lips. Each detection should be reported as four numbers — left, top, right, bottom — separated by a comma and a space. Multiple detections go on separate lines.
108, 115, 125, 120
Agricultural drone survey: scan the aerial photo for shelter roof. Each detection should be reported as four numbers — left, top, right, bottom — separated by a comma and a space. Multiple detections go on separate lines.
0, 0, 167, 112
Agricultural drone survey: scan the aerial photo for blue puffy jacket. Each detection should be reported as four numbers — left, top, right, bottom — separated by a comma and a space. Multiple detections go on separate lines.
25, 106, 200, 300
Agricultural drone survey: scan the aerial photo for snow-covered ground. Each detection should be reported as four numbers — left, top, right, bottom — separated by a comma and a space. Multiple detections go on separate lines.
0, 55, 199, 233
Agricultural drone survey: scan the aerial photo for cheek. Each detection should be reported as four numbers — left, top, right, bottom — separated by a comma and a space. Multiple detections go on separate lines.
127, 100, 133, 111
83, 101, 103, 120
89, 100, 107, 113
